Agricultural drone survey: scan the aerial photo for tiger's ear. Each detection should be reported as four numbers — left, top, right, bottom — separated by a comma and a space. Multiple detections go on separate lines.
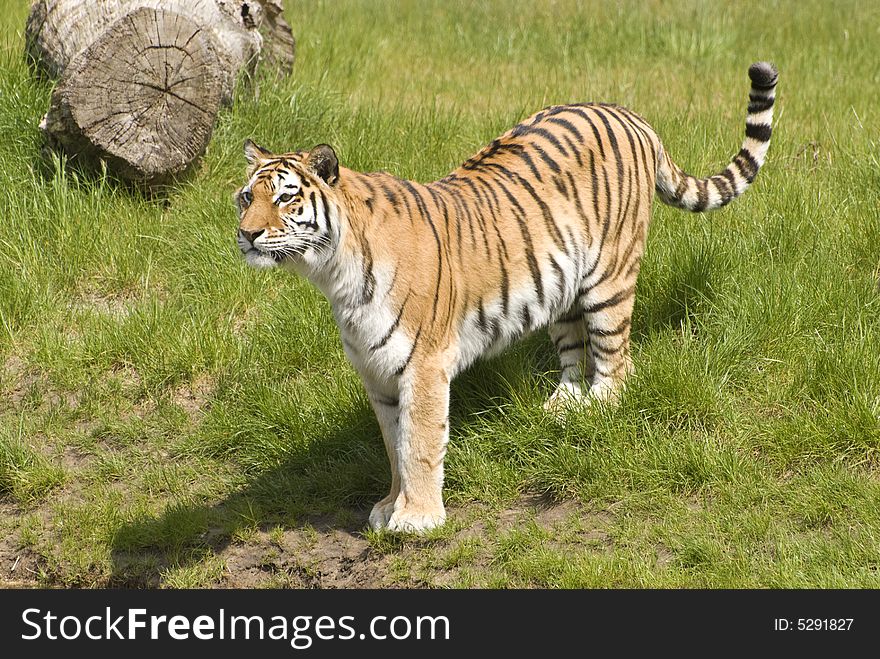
306, 144, 339, 185
243, 139, 272, 166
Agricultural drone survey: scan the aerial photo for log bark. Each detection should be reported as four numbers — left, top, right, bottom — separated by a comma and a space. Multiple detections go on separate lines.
25, 0, 296, 185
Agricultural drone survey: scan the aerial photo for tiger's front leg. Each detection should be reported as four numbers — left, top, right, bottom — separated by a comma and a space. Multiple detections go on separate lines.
365, 384, 402, 531
374, 362, 450, 533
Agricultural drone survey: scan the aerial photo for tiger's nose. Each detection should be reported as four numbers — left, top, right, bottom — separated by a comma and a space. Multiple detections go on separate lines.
240, 228, 265, 245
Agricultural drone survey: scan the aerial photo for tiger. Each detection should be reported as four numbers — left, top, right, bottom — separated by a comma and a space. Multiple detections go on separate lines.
235, 62, 778, 533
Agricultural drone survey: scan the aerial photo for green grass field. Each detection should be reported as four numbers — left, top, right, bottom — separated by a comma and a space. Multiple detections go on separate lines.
1, 0, 878, 588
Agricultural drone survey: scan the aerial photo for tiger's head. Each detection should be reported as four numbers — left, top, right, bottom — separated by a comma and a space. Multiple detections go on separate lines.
236, 139, 340, 270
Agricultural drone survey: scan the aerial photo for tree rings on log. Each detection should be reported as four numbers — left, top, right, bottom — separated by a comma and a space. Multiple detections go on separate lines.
41, 7, 224, 185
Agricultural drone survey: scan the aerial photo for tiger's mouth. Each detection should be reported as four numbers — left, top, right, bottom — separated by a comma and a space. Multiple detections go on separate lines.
241, 246, 279, 269
238, 234, 283, 268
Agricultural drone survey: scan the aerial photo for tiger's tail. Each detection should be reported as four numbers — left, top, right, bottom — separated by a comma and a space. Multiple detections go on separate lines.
655, 61, 778, 212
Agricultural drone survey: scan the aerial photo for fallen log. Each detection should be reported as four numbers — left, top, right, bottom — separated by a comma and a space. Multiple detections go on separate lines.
26, 0, 295, 185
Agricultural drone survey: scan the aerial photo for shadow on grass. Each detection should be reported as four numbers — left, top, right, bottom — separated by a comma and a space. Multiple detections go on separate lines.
633, 247, 719, 341
34, 145, 188, 205
109, 402, 381, 586
108, 361, 528, 587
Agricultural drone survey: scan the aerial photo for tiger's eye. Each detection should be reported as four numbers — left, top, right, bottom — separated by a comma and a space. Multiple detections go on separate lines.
277, 193, 294, 204
239, 189, 253, 206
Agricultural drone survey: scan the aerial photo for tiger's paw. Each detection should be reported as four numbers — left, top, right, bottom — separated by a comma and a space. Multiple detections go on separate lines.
543, 383, 590, 415
385, 507, 446, 534
587, 378, 625, 405
368, 495, 396, 530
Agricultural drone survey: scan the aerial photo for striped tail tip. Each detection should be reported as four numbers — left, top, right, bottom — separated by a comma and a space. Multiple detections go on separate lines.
742, 61, 778, 175
748, 61, 779, 89
655, 62, 779, 213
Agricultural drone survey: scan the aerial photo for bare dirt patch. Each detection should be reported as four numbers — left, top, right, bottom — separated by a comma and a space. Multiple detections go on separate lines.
0, 502, 45, 588
171, 375, 215, 421
220, 522, 386, 588
1, 494, 617, 589
2, 354, 40, 410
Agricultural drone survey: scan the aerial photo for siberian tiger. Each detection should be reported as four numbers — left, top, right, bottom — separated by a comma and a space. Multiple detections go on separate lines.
236, 62, 778, 533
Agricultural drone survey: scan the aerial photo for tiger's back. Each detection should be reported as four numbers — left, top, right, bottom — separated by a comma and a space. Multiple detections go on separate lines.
236, 62, 778, 532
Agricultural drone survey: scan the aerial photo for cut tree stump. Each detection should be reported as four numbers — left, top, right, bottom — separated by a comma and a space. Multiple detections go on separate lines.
26, 0, 296, 185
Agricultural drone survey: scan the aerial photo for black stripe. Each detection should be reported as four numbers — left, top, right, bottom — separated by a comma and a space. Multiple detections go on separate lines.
556, 309, 582, 324
379, 181, 400, 208
395, 326, 422, 376
612, 106, 656, 140
464, 176, 510, 267
602, 108, 645, 259
369, 291, 410, 351
734, 148, 760, 183
464, 137, 524, 170
525, 126, 570, 157
582, 285, 635, 314
477, 301, 500, 340
477, 300, 488, 333
549, 253, 566, 296
709, 176, 732, 207
565, 171, 591, 248
558, 341, 587, 354
427, 186, 453, 250
489, 173, 545, 306
437, 179, 468, 253
318, 190, 332, 234
745, 122, 772, 142
721, 167, 739, 196
552, 175, 568, 198
562, 107, 606, 160
520, 304, 533, 329
590, 339, 621, 356
587, 150, 602, 228
356, 230, 376, 305
488, 165, 566, 252
445, 176, 479, 251
614, 106, 658, 180
673, 170, 689, 201
623, 251, 642, 279
588, 317, 631, 337
565, 226, 584, 276
499, 259, 510, 315
561, 133, 583, 167
509, 146, 544, 183
531, 143, 562, 173
593, 108, 625, 215
747, 97, 774, 113
544, 116, 584, 144
600, 172, 614, 245
460, 181, 492, 258
750, 79, 777, 91
615, 226, 643, 279
402, 180, 446, 326
693, 179, 709, 212
400, 179, 431, 220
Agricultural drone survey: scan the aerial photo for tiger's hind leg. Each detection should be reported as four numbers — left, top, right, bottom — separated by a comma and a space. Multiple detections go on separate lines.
543, 308, 595, 412
580, 279, 637, 405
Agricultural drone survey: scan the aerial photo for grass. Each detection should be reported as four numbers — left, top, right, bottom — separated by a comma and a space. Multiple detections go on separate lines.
1, 0, 879, 588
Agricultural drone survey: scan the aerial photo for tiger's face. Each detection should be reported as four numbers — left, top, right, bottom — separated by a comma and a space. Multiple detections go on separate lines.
236, 140, 340, 270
